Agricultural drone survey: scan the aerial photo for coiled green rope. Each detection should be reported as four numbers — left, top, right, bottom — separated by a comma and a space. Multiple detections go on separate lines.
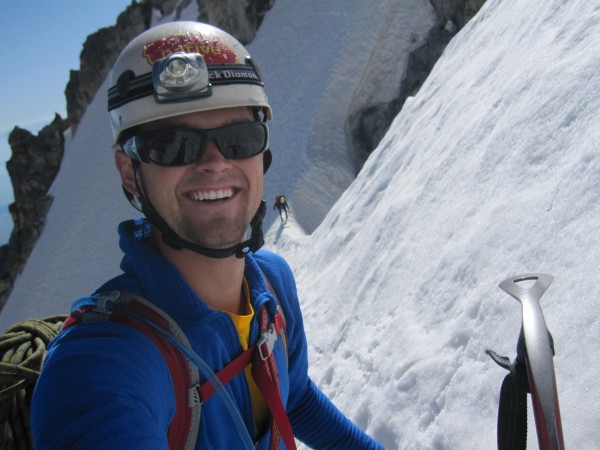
0, 316, 66, 450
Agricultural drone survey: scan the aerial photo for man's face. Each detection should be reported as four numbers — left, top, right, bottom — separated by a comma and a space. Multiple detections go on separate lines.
134, 107, 264, 250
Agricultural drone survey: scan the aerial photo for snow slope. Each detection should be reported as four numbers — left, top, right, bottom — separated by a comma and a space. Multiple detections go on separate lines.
2, 0, 599, 448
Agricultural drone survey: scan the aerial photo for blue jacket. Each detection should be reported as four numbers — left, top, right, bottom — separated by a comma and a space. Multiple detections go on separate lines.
31, 219, 383, 449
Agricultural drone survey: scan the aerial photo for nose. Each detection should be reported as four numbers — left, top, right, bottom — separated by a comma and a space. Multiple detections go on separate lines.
196, 139, 230, 170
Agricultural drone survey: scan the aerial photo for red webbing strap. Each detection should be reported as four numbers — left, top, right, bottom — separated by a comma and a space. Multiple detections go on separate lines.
195, 307, 294, 449
197, 305, 288, 401
196, 309, 287, 402
251, 307, 296, 450
198, 346, 254, 401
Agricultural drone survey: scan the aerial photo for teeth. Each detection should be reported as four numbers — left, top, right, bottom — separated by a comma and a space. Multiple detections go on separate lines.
193, 188, 233, 201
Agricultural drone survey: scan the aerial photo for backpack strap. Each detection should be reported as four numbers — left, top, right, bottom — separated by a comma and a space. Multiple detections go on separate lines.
194, 275, 294, 450
66, 273, 294, 450
252, 305, 295, 450
256, 270, 293, 450
66, 291, 200, 450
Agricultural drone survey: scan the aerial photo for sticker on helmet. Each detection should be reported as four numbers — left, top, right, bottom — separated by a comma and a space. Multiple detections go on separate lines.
143, 33, 238, 65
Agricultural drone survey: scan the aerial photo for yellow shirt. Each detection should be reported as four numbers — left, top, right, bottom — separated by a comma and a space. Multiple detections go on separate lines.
225, 278, 269, 438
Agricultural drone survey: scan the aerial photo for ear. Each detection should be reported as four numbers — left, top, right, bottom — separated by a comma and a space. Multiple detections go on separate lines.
115, 150, 140, 197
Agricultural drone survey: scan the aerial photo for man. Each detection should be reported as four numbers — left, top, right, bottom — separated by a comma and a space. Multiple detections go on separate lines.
274, 195, 290, 223
31, 22, 383, 449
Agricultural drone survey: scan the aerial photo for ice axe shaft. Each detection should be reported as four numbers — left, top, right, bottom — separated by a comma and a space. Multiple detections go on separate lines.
498, 273, 565, 450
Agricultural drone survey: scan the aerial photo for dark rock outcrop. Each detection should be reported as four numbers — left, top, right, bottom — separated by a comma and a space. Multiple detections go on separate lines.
0, 115, 69, 306
346, 0, 487, 172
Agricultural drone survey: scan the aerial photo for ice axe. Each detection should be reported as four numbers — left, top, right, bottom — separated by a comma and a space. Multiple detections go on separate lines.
487, 273, 565, 450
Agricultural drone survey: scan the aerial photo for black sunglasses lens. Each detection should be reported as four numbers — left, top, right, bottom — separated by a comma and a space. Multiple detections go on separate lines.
145, 130, 204, 165
137, 122, 268, 166
216, 123, 268, 159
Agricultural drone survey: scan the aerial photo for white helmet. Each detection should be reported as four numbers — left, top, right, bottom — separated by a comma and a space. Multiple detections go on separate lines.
108, 21, 272, 144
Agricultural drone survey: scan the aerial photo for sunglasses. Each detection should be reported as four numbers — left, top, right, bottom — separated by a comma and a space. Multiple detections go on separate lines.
122, 121, 269, 166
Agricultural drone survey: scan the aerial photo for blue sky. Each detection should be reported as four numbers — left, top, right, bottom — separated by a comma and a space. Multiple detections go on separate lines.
0, 0, 134, 241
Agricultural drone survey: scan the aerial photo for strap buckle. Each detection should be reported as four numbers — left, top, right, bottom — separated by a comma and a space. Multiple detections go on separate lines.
188, 384, 201, 407
257, 323, 277, 361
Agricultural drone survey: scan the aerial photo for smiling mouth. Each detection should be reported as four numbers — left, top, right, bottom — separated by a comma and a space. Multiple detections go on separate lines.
191, 187, 235, 202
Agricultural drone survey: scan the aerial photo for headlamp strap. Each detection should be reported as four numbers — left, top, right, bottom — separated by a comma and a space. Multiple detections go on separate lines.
108, 61, 264, 111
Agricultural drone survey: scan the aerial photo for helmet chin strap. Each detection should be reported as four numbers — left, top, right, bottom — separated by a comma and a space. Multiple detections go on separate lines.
148, 198, 266, 259
126, 162, 265, 259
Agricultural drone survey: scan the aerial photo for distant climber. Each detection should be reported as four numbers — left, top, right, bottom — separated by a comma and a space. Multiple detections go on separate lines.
274, 195, 290, 223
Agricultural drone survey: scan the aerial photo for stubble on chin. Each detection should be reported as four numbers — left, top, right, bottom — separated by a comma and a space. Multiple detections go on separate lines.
177, 206, 252, 249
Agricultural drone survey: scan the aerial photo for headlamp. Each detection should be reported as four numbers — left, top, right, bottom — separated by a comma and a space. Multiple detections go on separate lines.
152, 52, 212, 103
